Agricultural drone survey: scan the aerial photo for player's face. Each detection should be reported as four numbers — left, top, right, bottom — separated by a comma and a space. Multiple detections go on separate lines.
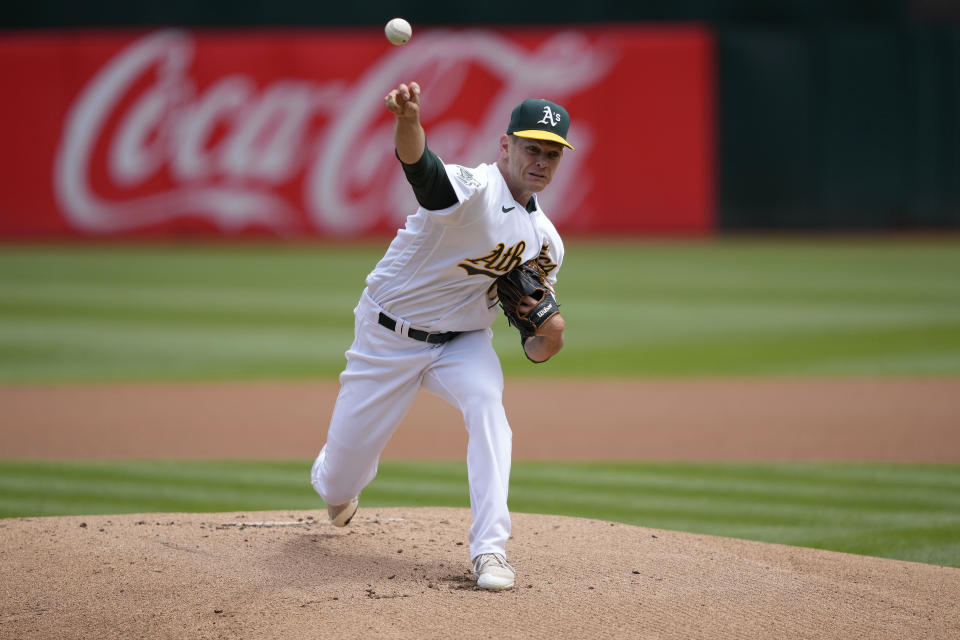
504, 136, 564, 193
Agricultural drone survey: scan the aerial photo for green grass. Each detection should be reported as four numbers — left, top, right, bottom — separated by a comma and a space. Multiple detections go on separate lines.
1, 238, 959, 381
2, 459, 958, 568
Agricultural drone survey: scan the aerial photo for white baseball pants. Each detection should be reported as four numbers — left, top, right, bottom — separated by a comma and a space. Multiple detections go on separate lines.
311, 291, 513, 561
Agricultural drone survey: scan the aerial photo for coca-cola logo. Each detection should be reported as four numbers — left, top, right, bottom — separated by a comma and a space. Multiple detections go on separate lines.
54, 29, 613, 235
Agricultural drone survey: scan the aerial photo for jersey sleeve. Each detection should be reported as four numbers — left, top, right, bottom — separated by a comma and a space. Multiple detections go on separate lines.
442, 164, 487, 203
421, 163, 491, 226
536, 217, 565, 289
398, 145, 458, 211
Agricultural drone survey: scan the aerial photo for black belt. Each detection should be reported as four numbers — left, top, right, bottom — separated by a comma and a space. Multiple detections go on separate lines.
378, 312, 462, 344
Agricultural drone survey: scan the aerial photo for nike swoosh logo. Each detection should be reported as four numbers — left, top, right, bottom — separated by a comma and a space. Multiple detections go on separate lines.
501, 206, 515, 213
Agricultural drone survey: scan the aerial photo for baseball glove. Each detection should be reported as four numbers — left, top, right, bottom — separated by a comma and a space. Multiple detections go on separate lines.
496, 260, 561, 349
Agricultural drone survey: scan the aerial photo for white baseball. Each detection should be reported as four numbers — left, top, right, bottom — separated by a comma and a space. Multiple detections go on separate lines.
385, 18, 412, 46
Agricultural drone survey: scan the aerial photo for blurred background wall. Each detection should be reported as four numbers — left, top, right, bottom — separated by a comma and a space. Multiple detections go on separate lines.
2, 0, 959, 237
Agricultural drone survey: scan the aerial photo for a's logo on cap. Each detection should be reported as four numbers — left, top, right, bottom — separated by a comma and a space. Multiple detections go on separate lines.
506, 98, 574, 149
537, 106, 562, 128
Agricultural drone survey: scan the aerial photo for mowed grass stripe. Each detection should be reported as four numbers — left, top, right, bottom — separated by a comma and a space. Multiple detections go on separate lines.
0, 319, 353, 381
0, 245, 376, 288
0, 283, 359, 331
510, 478, 960, 515
0, 487, 287, 515
511, 462, 960, 494
889, 541, 960, 566
554, 324, 960, 376
0, 461, 315, 515
0, 298, 355, 330
2, 240, 960, 380
566, 302, 960, 334
2, 460, 958, 567
0, 318, 350, 355
510, 490, 960, 532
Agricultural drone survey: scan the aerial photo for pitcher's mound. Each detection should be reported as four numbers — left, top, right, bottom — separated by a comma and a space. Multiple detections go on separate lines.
2, 508, 957, 639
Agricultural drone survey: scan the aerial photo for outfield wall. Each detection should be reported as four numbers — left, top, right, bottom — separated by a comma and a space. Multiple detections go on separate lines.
3, 20, 959, 239
0, 27, 714, 239
719, 26, 960, 230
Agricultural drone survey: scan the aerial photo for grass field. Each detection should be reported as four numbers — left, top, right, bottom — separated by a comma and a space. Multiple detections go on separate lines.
2, 238, 959, 567
1, 238, 959, 380
2, 460, 958, 568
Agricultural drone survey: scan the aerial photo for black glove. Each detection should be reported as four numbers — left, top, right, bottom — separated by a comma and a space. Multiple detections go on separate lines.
496, 260, 561, 346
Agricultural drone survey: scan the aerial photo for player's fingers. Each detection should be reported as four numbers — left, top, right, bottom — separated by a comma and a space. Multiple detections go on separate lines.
405, 84, 421, 114
384, 89, 410, 116
402, 100, 420, 118
384, 83, 420, 117
517, 296, 537, 315
384, 89, 399, 112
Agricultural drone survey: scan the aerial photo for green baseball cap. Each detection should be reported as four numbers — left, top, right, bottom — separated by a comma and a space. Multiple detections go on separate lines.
506, 98, 574, 150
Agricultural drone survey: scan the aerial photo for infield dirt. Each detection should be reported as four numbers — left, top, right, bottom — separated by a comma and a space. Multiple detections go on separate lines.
2, 378, 960, 638
3, 378, 959, 461
3, 508, 960, 639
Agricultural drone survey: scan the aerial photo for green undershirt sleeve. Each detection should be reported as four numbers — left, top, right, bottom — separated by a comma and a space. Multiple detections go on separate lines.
398, 144, 458, 211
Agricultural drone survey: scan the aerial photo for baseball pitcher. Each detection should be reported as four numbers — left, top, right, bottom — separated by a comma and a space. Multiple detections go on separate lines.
311, 81, 571, 590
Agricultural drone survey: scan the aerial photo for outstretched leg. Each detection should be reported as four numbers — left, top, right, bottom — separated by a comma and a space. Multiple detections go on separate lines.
311, 307, 435, 509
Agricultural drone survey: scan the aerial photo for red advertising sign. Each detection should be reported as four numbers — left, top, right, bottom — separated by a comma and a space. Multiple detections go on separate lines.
0, 27, 714, 238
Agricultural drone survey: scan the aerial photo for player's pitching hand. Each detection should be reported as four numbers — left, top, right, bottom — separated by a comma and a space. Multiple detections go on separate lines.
516, 296, 538, 316
384, 82, 421, 120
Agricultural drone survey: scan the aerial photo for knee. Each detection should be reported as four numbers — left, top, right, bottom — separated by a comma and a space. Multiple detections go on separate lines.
460, 385, 505, 420
466, 380, 502, 404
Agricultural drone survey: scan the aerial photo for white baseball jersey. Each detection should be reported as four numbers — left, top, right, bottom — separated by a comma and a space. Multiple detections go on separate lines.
365, 161, 564, 333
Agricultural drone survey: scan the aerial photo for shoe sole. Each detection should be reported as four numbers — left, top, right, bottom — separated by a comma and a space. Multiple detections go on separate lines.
476, 575, 515, 591
329, 499, 358, 527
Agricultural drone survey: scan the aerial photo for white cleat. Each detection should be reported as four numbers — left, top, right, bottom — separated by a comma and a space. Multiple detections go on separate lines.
472, 553, 516, 591
327, 497, 358, 527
